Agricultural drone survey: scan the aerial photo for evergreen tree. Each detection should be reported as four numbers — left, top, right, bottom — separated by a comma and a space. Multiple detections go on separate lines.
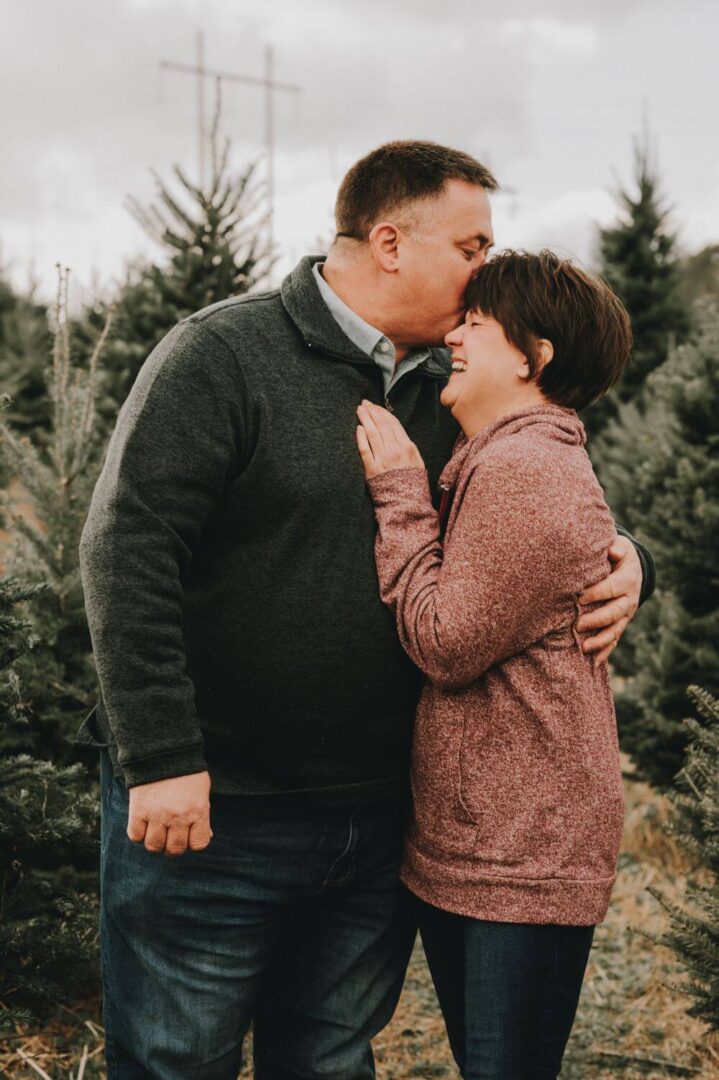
678, 243, 719, 308
0, 267, 111, 760
583, 141, 689, 444
0, 269, 52, 457
652, 685, 719, 1031
77, 102, 272, 420
604, 301, 719, 786
0, 575, 99, 1032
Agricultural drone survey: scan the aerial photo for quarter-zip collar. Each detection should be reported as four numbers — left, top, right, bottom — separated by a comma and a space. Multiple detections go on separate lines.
439, 404, 585, 494
280, 255, 452, 379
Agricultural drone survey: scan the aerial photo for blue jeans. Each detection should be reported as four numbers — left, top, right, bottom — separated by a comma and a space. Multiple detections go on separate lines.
415, 896, 594, 1080
99, 750, 416, 1079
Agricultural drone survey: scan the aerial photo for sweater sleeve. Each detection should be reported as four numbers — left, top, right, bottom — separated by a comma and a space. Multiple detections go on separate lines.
366, 452, 604, 691
79, 320, 247, 786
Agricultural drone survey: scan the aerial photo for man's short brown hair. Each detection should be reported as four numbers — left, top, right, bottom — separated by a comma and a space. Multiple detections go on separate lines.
465, 250, 632, 411
334, 140, 498, 241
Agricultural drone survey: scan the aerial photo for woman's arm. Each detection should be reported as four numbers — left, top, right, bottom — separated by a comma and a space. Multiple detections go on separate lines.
366, 450, 600, 690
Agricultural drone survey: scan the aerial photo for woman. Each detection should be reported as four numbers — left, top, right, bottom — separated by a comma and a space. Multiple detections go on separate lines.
355, 249, 632, 1079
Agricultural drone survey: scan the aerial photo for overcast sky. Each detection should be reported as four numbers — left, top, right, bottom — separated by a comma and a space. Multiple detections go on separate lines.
2, 0, 717, 302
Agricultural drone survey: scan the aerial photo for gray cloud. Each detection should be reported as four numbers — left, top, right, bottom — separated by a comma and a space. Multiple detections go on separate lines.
1, 0, 716, 296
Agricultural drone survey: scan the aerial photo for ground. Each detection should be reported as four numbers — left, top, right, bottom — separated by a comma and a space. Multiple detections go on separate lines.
2, 762, 718, 1079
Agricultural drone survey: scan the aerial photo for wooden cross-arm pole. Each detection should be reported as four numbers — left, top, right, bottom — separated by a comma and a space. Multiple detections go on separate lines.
159, 59, 301, 96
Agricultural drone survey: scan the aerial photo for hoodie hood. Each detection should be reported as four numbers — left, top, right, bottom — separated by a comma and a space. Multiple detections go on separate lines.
439, 404, 586, 492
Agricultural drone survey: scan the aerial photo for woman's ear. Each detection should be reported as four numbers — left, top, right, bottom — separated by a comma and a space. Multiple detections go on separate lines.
517, 338, 554, 382
536, 338, 554, 372
368, 222, 401, 272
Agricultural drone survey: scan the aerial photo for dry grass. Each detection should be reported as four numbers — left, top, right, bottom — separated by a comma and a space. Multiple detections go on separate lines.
2, 761, 717, 1078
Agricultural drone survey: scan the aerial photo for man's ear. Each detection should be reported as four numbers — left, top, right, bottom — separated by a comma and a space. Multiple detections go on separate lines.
368, 222, 401, 272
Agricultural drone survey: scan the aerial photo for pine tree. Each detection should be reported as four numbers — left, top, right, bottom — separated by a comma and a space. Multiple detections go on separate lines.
678, 244, 719, 307
652, 686, 719, 1031
605, 301, 719, 786
0, 575, 99, 1032
0, 267, 111, 760
583, 141, 689, 446
0, 270, 52, 463
77, 98, 272, 420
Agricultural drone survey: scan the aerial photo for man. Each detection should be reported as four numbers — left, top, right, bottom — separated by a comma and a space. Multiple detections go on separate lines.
78, 141, 654, 1080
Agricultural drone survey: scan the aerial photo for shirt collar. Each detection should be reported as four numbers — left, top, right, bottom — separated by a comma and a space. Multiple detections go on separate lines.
312, 261, 392, 359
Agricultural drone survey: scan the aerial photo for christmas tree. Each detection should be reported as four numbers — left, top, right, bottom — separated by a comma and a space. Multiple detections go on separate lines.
0, 270, 52, 474
0, 266, 111, 760
678, 244, 719, 308
583, 141, 689, 448
0, 574, 99, 1032
652, 686, 719, 1030
604, 301, 719, 786
77, 95, 272, 420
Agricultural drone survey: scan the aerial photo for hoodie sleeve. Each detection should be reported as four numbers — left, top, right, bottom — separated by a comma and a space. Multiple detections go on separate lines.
79, 319, 247, 786
366, 448, 612, 690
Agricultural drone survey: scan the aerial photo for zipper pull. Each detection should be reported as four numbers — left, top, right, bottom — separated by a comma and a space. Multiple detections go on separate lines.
384, 397, 394, 413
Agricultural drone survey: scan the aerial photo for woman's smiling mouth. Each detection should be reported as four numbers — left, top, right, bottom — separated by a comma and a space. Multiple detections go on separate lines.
451, 356, 468, 372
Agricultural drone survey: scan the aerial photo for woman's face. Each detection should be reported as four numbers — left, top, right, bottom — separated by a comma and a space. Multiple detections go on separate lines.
440, 309, 531, 419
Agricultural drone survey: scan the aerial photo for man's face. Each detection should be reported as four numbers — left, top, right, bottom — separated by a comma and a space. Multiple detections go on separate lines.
397, 180, 494, 345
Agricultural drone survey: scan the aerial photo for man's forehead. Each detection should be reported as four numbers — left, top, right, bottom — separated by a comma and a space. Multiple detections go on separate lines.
430, 180, 494, 241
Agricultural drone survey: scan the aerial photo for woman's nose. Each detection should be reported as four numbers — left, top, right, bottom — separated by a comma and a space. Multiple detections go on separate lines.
444, 323, 464, 348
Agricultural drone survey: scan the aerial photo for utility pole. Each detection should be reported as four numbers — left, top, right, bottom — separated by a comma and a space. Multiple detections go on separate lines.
160, 36, 301, 251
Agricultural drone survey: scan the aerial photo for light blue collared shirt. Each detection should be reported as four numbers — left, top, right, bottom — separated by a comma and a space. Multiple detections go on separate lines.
312, 261, 431, 396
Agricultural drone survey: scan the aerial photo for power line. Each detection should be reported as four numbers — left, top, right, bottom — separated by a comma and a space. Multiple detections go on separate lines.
159, 31, 302, 251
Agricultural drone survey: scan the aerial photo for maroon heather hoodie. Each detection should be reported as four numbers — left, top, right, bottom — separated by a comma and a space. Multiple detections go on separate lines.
366, 404, 625, 926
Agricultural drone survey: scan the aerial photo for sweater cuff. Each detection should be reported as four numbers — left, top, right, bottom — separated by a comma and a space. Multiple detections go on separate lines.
366, 467, 431, 504
119, 743, 209, 788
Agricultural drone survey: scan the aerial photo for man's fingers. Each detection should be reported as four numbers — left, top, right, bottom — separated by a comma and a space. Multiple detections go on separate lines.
582, 616, 629, 655
127, 813, 148, 844
144, 820, 168, 853
164, 823, 191, 856
576, 599, 630, 633
593, 644, 615, 667
578, 577, 624, 606
608, 537, 633, 561
188, 818, 213, 852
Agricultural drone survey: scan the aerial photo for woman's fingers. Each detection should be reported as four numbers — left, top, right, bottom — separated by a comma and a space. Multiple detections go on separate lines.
356, 402, 385, 451
356, 424, 377, 477
362, 400, 406, 442
356, 400, 426, 474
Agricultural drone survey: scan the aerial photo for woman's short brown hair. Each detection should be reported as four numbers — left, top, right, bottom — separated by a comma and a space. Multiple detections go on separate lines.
465, 250, 632, 411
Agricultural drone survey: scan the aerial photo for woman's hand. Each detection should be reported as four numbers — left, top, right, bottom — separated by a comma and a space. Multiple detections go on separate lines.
356, 400, 425, 479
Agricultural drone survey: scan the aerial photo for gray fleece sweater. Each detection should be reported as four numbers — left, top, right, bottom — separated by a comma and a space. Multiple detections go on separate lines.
77, 257, 459, 792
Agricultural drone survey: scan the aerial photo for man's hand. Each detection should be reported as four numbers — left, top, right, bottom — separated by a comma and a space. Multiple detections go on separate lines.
356, 400, 425, 479
576, 536, 642, 666
127, 771, 212, 856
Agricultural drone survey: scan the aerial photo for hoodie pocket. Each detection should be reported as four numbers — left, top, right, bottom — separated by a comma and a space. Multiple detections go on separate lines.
74, 703, 111, 749
457, 682, 568, 868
